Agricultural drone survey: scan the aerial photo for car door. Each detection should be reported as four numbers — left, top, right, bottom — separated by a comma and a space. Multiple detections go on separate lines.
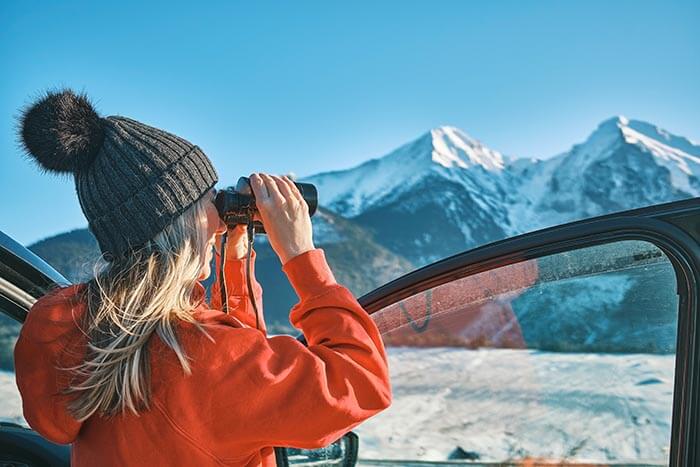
0, 230, 71, 467
353, 197, 700, 466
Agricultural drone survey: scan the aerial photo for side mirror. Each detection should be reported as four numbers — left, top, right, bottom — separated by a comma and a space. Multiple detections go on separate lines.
274, 432, 359, 466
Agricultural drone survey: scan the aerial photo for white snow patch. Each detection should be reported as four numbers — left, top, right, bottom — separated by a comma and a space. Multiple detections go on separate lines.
356, 347, 674, 464
0, 370, 27, 427
1, 348, 676, 466
620, 123, 700, 192
431, 126, 505, 171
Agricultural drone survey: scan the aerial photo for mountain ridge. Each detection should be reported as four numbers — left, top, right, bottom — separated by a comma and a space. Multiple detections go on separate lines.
304, 115, 699, 264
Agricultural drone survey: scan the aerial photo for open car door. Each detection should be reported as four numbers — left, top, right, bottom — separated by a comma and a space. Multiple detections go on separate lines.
0, 231, 71, 466
352, 197, 700, 466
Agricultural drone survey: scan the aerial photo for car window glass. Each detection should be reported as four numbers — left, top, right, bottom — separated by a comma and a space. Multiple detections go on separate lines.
0, 311, 27, 427
359, 240, 678, 465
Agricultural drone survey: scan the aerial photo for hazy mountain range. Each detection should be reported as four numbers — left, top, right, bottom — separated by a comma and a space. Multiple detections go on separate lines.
27, 116, 700, 330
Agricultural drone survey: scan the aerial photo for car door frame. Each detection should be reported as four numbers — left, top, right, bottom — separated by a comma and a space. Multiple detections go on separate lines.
0, 230, 70, 322
358, 197, 700, 467
0, 230, 72, 466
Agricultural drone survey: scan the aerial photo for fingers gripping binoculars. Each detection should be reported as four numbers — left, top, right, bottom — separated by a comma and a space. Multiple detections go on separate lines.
213, 176, 317, 326
214, 176, 318, 234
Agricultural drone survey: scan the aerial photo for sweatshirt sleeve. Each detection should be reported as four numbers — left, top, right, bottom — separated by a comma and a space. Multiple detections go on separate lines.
170, 248, 392, 455
13, 292, 84, 444
209, 247, 265, 333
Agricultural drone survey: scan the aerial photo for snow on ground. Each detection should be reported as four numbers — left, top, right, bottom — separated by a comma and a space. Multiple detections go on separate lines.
1, 348, 674, 465
0, 370, 27, 427
355, 347, 674, 464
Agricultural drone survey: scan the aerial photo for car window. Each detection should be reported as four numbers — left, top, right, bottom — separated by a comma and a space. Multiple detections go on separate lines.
0, 311, 26, 427
359, 240, 678, 465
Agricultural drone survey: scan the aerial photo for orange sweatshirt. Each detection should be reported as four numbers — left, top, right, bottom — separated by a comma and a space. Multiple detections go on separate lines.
13, 248, 392, 466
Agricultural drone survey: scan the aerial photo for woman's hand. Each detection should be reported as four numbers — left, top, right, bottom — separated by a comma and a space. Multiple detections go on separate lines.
214, 224, 250, 261
249, 173, 315, 265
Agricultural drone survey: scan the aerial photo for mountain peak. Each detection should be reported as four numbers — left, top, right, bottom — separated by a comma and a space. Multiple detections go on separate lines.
578, 115, 656, 159
550, 116, 700, 199
427, 125, 505, 171
584, 116, 700, 162
599, 115, 630, 127
586, 115, 630, 144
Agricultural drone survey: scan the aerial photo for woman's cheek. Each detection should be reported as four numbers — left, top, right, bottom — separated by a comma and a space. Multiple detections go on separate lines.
199, 247, 213, 280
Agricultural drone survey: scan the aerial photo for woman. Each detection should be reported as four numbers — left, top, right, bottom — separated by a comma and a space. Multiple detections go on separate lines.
13, 89, 392, 466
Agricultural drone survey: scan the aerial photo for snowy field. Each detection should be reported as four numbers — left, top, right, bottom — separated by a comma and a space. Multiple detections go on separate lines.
1, 370, 26, 427
355, 347, 674, 465
2, 347, 675, 465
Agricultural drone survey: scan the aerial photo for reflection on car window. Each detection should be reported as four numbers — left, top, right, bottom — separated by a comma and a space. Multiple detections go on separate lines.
0, 311, 27, 427
359, 240, 678, 465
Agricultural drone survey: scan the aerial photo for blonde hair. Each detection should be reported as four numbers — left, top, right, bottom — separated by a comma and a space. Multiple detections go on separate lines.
61, 194, 216, 421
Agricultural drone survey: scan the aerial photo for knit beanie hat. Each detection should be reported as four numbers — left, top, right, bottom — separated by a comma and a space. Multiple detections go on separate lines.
18, 89, 219, 261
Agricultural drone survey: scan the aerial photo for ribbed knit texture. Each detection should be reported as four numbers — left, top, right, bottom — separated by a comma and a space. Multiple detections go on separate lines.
74, 116, 218, 260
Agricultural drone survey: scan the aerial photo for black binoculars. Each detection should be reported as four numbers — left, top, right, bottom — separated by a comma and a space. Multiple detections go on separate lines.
214, 176, 318, 234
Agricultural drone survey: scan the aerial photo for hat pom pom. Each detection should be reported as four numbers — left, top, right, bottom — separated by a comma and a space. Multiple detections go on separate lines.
18, 89, 105, 174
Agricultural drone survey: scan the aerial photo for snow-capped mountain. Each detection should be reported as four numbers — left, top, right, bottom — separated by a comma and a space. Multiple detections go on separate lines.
308, 126, 508, 217
304, 117, 700, 265
511, 116, 700, 231
305, 127, 518, 264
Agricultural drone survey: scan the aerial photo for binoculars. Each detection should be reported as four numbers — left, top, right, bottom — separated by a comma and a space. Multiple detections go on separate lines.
214, 176, 318, 234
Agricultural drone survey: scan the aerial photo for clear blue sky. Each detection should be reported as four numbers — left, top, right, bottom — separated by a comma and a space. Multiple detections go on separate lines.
1, 0, 698, 246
